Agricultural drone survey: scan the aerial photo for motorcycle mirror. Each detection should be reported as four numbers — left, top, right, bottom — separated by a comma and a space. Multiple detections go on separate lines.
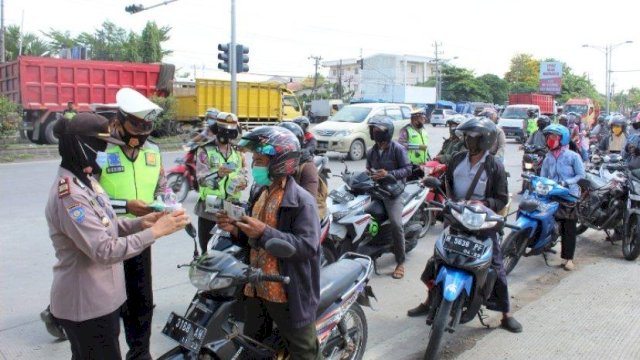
423, 176, 442, 189
265, 238, 296, 258
185, 223, 197, 239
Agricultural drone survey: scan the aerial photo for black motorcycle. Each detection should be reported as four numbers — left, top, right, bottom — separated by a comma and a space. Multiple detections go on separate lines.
520, 144, 547, 193
624, 169, 640, 261
158, 226, 376, 360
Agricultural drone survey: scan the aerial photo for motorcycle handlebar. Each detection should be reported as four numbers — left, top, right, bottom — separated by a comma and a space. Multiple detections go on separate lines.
255, 273, 291, 285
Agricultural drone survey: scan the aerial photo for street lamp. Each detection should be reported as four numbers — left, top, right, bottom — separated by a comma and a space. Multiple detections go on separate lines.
582, 41, 633, 114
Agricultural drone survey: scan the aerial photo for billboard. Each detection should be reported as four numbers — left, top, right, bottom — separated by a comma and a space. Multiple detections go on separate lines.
539, 61, 563, 94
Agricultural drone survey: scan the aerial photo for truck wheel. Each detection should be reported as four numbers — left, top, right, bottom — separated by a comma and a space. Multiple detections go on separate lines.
26, 130, 44, 144
348, 139, 365, 161
43, 119, 60, 145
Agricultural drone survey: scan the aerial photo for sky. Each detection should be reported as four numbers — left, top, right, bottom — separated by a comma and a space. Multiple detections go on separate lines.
7, 0, 640, 93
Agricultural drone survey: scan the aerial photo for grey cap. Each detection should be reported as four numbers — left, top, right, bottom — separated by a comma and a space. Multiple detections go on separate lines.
54, 113, 125, 145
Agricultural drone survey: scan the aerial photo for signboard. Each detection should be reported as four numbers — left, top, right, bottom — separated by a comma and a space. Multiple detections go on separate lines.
539, 62, 563, 94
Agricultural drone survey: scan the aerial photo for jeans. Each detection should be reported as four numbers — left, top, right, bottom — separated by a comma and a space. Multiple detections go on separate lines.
382, 196, 405, 265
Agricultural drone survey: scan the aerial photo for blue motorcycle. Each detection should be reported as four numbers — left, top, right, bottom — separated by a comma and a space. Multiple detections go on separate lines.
501, 175, 578, 275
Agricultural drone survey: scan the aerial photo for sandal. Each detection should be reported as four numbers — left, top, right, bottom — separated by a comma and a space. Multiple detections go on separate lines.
392, 264, 405, 279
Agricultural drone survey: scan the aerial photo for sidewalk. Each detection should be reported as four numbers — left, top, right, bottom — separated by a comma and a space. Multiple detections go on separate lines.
457, 258, 640, 360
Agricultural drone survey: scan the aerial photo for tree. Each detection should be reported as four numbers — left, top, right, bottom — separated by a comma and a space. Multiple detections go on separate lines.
439, 65, 491, 102
477, 74, 509, 104
140, 22, 172, 63
4, 25, 50, 60
504, 53, 539, 91
41, 29, 77, 54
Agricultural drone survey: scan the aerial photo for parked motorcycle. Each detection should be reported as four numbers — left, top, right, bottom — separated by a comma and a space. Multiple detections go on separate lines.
323, 162, 429, 271
576, 154, 628, 242
501, 175, 577, 274
623, 169, 640, 260
420, 177, 518, 360
520, 144, 547, 193
167, 142, 200, 202
158, 226, 376, 360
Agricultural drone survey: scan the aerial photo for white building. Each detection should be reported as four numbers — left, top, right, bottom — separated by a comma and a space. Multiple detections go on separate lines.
323, 54, 436, 104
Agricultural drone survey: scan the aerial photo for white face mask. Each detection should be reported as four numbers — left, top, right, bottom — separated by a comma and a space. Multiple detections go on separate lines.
95, 151, 108, 169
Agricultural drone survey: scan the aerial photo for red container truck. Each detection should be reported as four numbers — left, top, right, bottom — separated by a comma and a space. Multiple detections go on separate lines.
508, 93, 555, 115
0, 56, 173, 144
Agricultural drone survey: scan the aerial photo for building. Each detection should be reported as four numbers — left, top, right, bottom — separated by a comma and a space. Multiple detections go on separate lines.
323, 54, 436, 104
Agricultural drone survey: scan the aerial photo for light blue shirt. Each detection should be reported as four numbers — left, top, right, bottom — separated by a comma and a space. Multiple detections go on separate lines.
540, 149, 585, 197
453, 152, 489, 201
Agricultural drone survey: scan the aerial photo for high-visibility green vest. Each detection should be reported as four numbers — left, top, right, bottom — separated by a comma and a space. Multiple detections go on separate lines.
406, 126, 429, 164
527, 117, 537, 135
100, 143, 161, 217
198, 146, 243, 201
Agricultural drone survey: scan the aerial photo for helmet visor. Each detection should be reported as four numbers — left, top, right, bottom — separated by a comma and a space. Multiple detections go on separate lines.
237, 138, 277, 156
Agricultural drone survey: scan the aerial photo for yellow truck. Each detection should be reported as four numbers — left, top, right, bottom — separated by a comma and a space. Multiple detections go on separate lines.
175, 79, 302, 127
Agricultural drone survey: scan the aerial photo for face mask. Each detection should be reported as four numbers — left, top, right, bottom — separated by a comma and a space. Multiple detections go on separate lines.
449, 126, 457, 136
414, 121, 424, 129
122, 132, 148, 148
252, 166, 272, 186
633, 123, 640, 130
612, 126, 623, 136
465, 136, 482, 155
373, 131, 388, 143
95, 151, 108, 169
217, 134, 229, 145
546, 137, 560, 150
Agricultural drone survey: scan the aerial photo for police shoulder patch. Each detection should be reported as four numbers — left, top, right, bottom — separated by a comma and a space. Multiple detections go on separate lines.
107, 153, 121, 167
66, 203, 86, 224
58, 177, 71, 198
145, 152, 157, 166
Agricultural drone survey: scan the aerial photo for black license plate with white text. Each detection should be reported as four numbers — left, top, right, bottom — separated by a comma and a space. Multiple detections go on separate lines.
161, 312, 207, 353
443, 236, 486, 259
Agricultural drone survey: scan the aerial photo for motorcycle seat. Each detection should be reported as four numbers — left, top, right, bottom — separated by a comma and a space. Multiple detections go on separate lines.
317, 258, 366, 316
402, 182, 424, 205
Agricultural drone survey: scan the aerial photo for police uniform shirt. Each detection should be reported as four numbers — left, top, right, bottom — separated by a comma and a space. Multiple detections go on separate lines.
452, 152, 489, 201
45, 167, 155, 322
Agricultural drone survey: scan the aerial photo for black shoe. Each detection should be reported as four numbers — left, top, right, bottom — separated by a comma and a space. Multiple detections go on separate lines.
407, 302, 429, 317
40, 306, 67, 340
500, 317, 523, 333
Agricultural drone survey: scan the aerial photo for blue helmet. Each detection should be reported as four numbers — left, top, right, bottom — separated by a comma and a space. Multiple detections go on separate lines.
542, 124, 570, 146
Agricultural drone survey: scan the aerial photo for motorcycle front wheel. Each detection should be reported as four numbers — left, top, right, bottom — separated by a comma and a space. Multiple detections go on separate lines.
167, 173, 190, 203
416, 206, 433, 239
623, 214, 640, 261
323, 303, 368, 360
423, 298, 453, 360
501, 229, 529, 275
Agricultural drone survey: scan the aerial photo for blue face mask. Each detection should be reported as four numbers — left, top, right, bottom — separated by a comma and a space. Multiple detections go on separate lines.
95, 151, 108, 169
252, 166, 272, 186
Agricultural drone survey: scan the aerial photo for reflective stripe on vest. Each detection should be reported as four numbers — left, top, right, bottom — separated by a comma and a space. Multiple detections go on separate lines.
100, 144, 161, 217
198, 146, 243, 200
406, 126, 429, 164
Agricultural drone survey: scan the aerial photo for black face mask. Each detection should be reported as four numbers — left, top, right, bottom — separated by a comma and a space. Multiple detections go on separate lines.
373, 131, 388, 143
217, 134, 229, 145
633, 123, 640, 130
465, 136, 483, 156
121, 131, 149, 149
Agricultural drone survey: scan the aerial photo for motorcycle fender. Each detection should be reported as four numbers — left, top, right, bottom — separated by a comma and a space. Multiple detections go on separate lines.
515, 215, 537, 239
168, 164, 188, 174
329, 223, 348, 240
339, 214, 370, 239
435, 266, 473, 302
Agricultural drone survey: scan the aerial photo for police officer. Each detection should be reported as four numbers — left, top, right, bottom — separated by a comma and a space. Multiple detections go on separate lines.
44, 114, 188, 360
97, 87, 170, 360
194, 112, 247, 253
524, 109, 538, 140
399, 108, 430, 180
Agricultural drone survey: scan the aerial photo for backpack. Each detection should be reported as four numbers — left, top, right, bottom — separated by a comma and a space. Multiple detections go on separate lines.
296, 162, 328, 219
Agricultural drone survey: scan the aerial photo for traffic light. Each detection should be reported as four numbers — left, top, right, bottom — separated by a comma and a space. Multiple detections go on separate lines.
125, 4, 144, 13
235, 44, 249, 73
357, 58, 364, 69
218, 43, 231, 72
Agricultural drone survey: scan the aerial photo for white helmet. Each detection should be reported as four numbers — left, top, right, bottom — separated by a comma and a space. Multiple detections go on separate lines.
116, 88, 162, 121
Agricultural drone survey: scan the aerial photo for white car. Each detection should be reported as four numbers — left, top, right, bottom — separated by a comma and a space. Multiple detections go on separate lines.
312, 102, 412, 160
430, 109, 458, 126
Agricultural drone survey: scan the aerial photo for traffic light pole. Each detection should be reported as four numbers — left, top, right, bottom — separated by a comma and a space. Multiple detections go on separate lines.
230, 0, 237, 115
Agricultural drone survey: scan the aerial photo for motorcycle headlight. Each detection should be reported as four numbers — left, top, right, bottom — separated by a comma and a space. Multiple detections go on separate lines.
189, 266, 233, 290
524, 163, 534, 170
535, 182, 553, 196
452, 207, 497, 230
334, 130, 352, 137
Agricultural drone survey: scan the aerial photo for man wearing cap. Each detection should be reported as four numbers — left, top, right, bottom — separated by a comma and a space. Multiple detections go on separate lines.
195, 112, 247, 253
96, 88, 170, 360
42, 114, 188, 359
399, 108, 430, 181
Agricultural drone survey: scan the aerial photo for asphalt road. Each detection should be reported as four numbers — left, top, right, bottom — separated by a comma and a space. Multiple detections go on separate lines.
0, 126, 603, 359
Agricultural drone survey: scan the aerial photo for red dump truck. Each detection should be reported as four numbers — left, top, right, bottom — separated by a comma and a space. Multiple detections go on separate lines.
508, 93, 555, 115
0, 56, 173, 144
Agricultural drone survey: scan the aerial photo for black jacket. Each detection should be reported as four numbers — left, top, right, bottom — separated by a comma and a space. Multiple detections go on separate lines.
445, 151, 509, 212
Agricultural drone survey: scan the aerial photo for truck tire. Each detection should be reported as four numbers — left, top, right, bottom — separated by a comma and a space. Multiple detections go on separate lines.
348, 139, 366, 161
26, 130, 44, 144
43, 119, 60, 145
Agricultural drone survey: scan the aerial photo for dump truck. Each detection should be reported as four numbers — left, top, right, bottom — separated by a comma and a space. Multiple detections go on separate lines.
174, 79, 303, 128
0, 56, 173, 144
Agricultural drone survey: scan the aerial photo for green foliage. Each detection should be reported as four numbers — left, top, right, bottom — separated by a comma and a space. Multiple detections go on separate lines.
5, 25, 50, 60
149, 95, 178, 137
0, 96, 21, 136
476, 74, 509, 104
504, 54, 540, 90
439, 65, 492, 103
41, 29, 76, 53
140, 22, 172, 63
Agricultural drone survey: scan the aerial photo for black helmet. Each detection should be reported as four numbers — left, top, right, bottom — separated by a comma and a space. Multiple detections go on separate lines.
537, 116, 551, 129
527, 109, 536, 117
368, 115, 394, 143
238, 126, 301, 178
558, 114, 569, 126
455, 117, 497, 153
446, 115, 465, 126
292, 116, 311, 132
278, 121, 304, 147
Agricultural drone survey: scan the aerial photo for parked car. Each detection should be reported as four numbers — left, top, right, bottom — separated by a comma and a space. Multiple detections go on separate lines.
497, 104, 541, 143
311, 102, 412, 160
430, 109, 458, 126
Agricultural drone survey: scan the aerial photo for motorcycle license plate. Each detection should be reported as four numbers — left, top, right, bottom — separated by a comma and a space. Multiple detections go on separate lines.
161, 312, 207, 353
443, 236, 485, 259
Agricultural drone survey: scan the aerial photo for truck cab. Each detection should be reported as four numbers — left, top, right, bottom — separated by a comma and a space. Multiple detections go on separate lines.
497, 104, 540, 143
564, 98, 598, 128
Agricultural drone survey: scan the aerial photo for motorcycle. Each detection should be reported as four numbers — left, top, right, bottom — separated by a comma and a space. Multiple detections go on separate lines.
167, 142, 200, 203
623, 169, 640, 261
576, 154, 628, 242
501, 175, 577, 274
420, 176, 519, 360
323, 162, 429, 271
420, 160, 448, 231
314, 154, 331, 184
158, 226, 376, 360
520, 144, 547, 193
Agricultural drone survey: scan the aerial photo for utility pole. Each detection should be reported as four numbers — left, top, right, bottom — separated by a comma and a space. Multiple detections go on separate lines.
433, 41, 443, 102
337, 59, 343, 100
308, 55, 322, 100
18, 10, 24, 56
230, 0, 238, 114
1, 0, 5, 63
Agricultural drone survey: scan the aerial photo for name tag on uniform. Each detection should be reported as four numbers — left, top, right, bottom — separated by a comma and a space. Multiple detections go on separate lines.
106, 166, 125, 174
145, 152, 157, 166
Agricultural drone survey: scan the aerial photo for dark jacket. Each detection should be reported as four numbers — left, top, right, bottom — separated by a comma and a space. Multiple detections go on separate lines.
237, 177, 320, 329
438, 136, 466, 165
445, 151, 509, 212
366, 141, 412, 180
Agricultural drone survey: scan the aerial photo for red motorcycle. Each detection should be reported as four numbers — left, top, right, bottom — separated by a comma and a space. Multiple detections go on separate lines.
421, 160, 448, 229
167, 143, 199, 203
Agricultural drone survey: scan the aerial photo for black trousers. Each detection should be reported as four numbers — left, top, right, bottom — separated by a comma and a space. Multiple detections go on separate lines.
557, 218, 577, 260
198, 216, 217, 254
122, 248, 154, 360
243, 297, 321, 360
57, 308, 122, 360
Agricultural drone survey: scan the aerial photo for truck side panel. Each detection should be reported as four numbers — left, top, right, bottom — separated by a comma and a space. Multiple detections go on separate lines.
508, 93, 554, 114
196, 79, 283, 121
